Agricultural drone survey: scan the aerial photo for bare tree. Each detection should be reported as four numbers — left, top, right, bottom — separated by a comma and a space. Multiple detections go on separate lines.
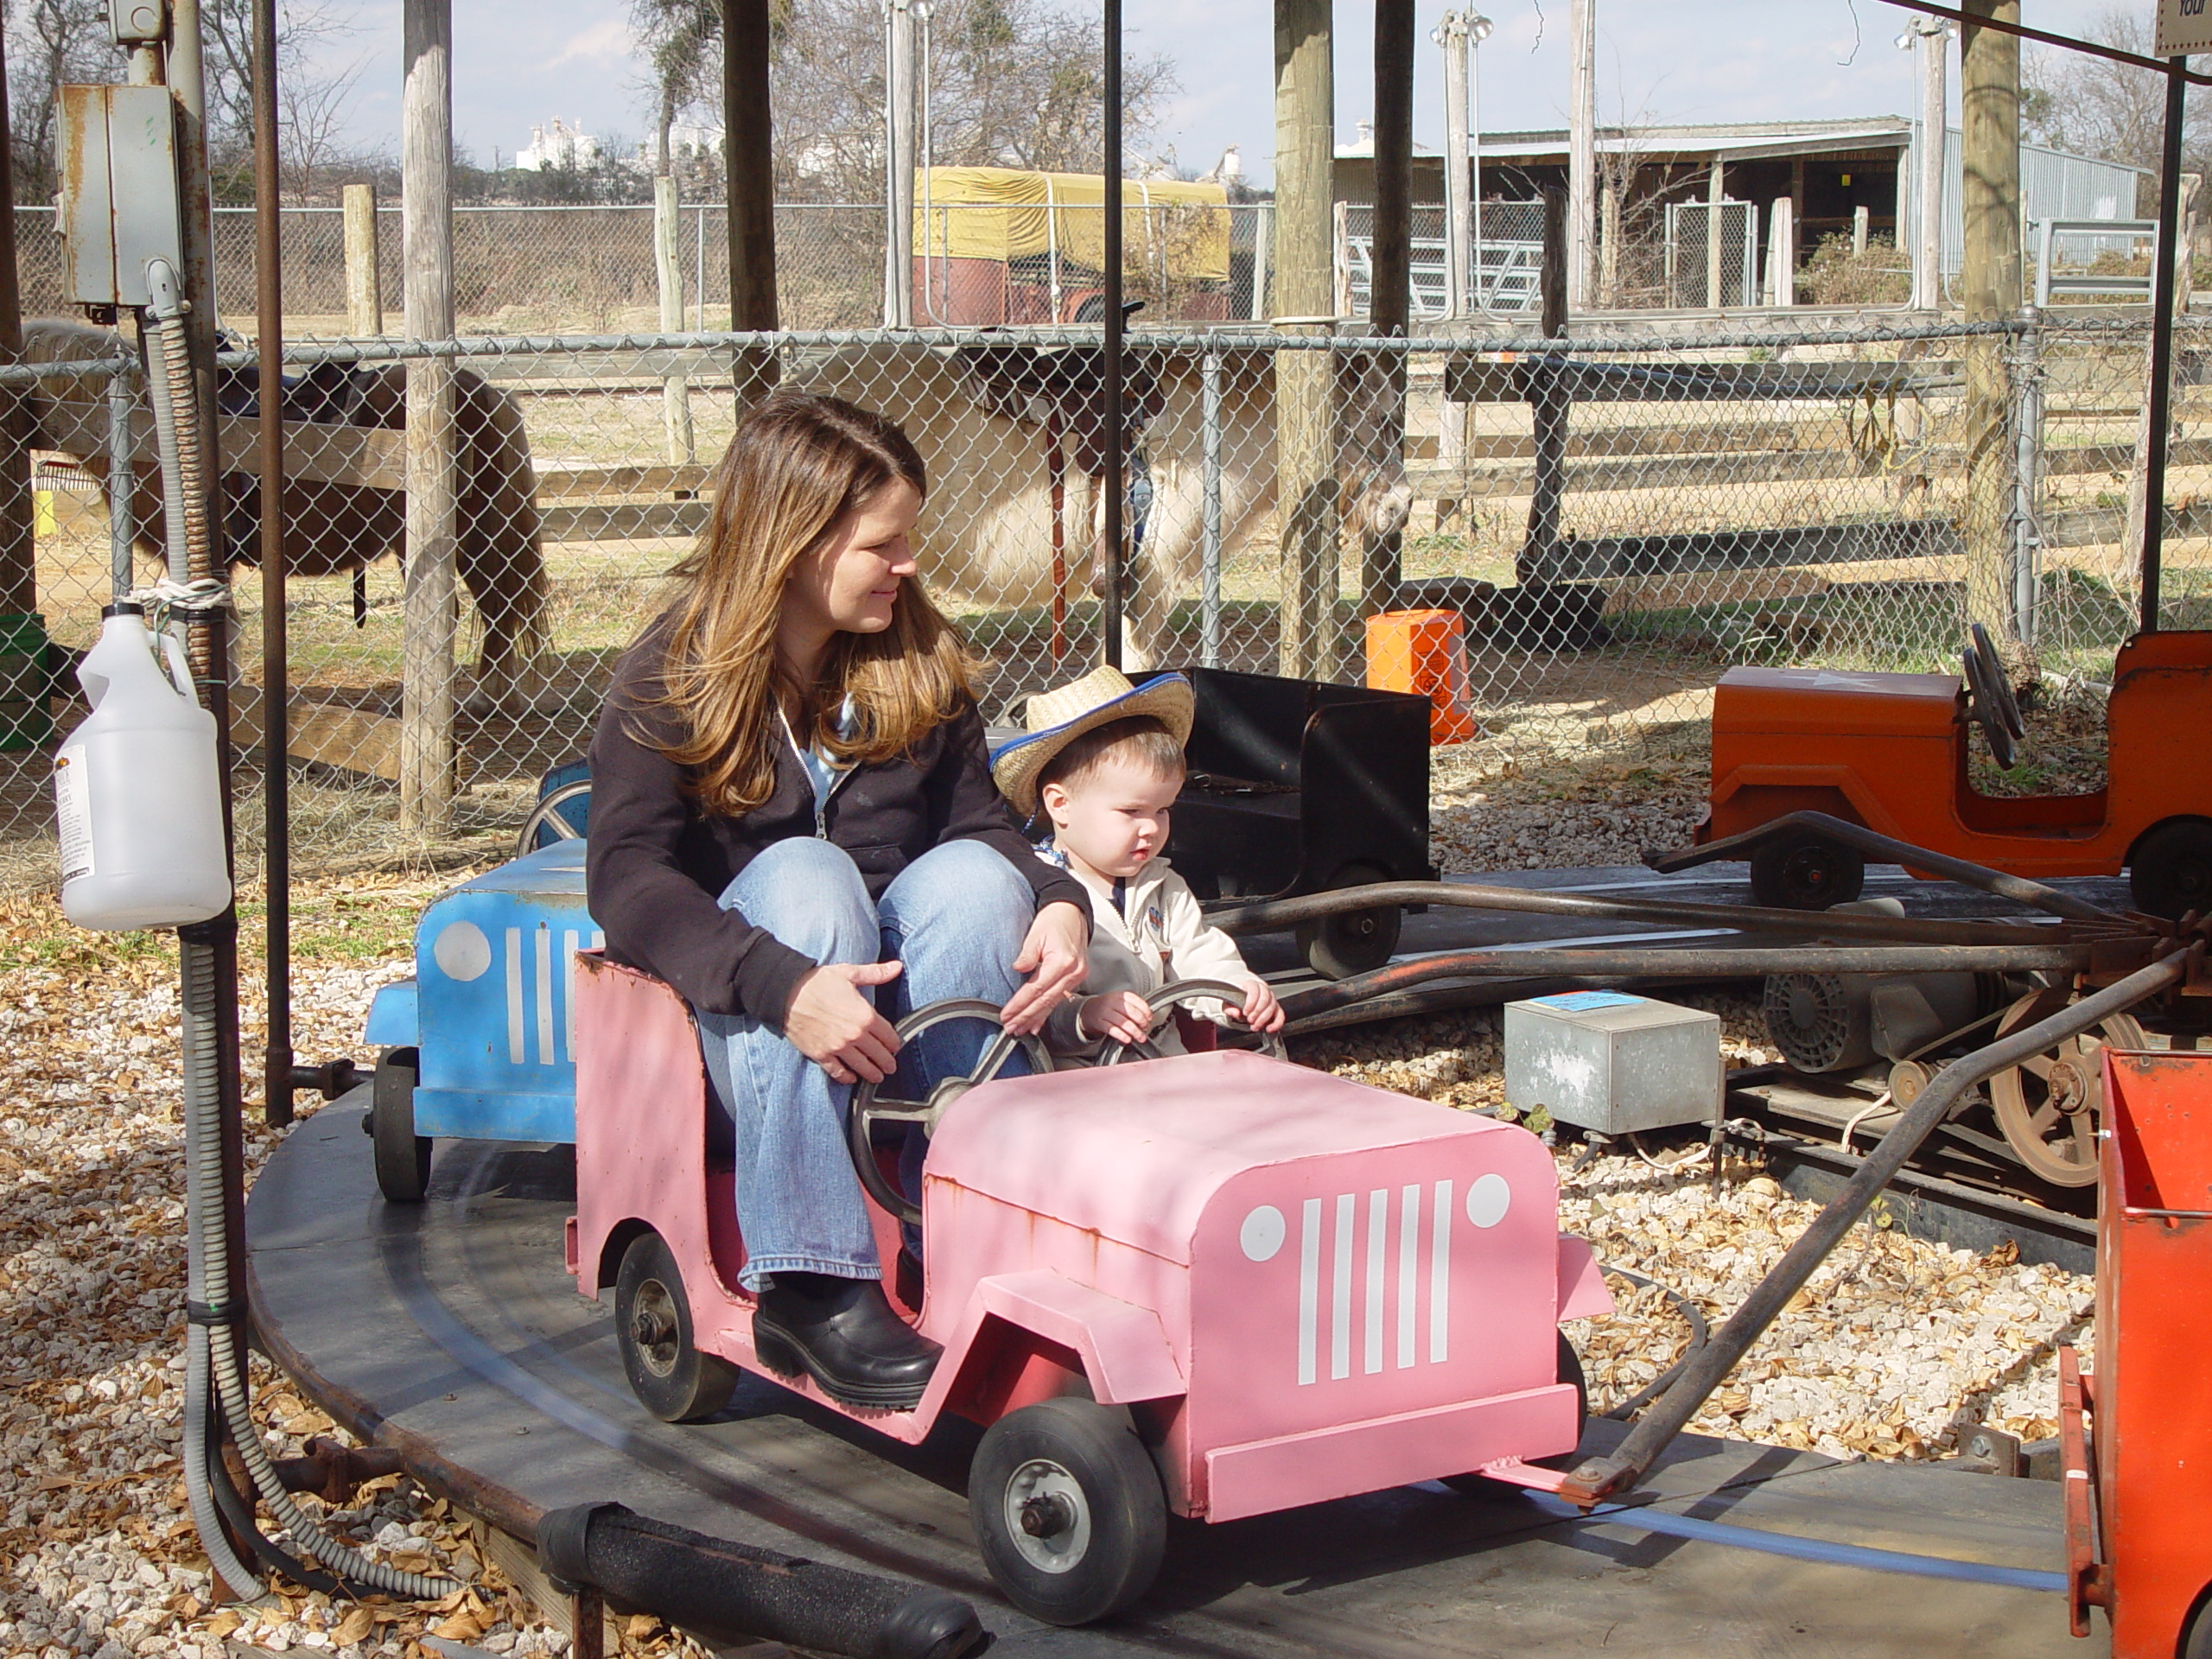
7, 0, 124, 200
2023, 7, 2212, 210
628, 0, 1178, 201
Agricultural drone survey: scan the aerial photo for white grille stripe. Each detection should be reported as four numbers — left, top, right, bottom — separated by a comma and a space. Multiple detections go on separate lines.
534, 925, 556, 1065
1331, 1193, 1354, 1381
505, 927, 524, 1065
1397, 1183, 1420, 1370
1363, 1189, 1386, 1375
1431, 1179, 1452, 1364
1298, 1198, 1322, 1386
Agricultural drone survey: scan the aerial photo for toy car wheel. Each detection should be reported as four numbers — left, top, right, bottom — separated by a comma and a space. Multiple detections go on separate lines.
1295, 861, 1403, 981
2128, 817, 2212, 920
1748, 834, 1865, 911
969, 1396, 1166, 1625
1440, 1332, 1588, 1493
370, 1047, 430, 1205
614, 1230, 739, 1423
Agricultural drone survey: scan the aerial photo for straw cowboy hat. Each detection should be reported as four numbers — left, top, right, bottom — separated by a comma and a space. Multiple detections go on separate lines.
990, 666, 1195, 817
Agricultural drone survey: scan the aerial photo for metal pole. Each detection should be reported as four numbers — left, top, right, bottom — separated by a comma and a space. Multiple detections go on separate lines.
106, 372, 137, 602
886, 0, 917, 327
1201, 346, 1223, 667
1102, 0, 1124, 669
2142, 57, 2188, 633
2013, 306, 2043, 645
0, 28, 37, 626
254, 0, 292, 1127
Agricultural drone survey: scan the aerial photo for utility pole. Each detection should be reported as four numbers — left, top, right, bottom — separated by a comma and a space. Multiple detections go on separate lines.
1438, 13, 1473, 318
1904, 15, 1949, 311
883, 0, 918, 327
1960, 0, 2022, 664
1274, 0, 1338, 681
1567, 0, 1596, 310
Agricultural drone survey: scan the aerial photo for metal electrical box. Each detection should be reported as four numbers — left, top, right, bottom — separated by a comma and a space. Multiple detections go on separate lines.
1503, 990, 1722, 1135
58, 83, 182, 309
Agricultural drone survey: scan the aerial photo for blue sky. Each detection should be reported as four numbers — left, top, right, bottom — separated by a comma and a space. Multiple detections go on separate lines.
315, 1, 2139, 181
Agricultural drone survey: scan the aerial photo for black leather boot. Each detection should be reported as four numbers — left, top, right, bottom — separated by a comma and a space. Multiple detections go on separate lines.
752, 1271, 941, 1409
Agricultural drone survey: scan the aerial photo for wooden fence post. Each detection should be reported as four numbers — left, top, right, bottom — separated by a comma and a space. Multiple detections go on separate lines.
1961, 0, 2023, 669
401, 0, 457, 832
1274, 0, 1339, 682
343, 183, 383, 336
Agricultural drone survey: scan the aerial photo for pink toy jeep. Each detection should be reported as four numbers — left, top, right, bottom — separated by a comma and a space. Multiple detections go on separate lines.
564, 956, 1613, 1625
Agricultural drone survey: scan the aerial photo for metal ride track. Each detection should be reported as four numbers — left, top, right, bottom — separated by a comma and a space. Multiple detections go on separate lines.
249, 1098, 2097, 1656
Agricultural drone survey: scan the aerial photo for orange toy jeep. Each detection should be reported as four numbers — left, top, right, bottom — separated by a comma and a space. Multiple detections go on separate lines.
1655, 626, 2212, 918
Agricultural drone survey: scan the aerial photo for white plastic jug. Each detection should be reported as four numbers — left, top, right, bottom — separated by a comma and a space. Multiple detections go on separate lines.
55, 605, 231, 930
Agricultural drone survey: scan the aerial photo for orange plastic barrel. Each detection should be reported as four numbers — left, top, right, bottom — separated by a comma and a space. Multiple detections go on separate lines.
1364, 609, 1478, 746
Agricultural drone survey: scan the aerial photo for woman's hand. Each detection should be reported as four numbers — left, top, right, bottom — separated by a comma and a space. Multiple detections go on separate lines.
1077, 990, 1156, 1047
1001, 900, 1089, 1035
1228, 976, 1287, 1034
785, 960, 904, 1085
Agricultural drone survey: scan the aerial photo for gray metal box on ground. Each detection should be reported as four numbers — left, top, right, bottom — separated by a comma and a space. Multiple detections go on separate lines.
1503, 990, 1722, 1135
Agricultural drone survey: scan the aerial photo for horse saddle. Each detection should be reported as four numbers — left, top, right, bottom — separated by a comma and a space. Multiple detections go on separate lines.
950, 342, 1162, 480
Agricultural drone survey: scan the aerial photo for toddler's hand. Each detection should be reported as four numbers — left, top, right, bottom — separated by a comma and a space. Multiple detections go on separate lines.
1079, 990, 1155, 1047
1230, 976, 1286, 1034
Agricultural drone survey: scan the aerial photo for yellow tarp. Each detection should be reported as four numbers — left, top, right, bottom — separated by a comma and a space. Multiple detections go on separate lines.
914, 167, 1230, 283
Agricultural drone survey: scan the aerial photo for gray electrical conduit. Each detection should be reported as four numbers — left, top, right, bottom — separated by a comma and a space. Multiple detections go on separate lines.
1558, 947, 2192, 1504
143, 262, 455, 1604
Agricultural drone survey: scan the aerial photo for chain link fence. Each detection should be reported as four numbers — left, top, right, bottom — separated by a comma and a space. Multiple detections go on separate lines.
3, 311, 2202, 882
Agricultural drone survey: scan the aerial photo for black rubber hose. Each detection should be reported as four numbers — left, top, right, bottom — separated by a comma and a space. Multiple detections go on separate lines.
1595, 1266, 1711, 1423
1280, 942, 2096, 1023
1556, 947, 2190, 1504
537, 1502, 985, 1659
1210, 876, 2104, 946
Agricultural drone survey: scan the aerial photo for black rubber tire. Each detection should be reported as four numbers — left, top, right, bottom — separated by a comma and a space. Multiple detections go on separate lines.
969, 1396, 1167, 1625
2181, 1586, 2212, 1659
1442, 1332, 1588, 1492
370, 1048, 430, 1205
2128, 817, 2212, 921
1748, 834, 1866, 911
613, 1231, 740, 1423
1295, 862, 1404, 981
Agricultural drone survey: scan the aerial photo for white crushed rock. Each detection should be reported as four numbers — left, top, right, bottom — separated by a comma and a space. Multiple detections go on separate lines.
1428, 734, 1708, 874
3, 843, 2086, 1651
0, 876, 717, 1659
1294, 1002, 2088, 1462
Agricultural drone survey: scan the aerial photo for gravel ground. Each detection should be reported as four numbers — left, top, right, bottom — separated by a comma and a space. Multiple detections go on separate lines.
1, 797, 2093, 1653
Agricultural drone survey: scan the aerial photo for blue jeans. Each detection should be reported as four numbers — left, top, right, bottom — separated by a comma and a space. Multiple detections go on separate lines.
697, 836, 1035, 1290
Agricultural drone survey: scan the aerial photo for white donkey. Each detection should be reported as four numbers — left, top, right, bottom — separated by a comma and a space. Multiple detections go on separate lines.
792, 342, 1414, 671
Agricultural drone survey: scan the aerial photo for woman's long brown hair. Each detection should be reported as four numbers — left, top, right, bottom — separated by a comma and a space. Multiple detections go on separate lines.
642, 389, 976, 816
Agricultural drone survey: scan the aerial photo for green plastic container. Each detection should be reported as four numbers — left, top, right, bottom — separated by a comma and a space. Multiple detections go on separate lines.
0, 612, 54, 751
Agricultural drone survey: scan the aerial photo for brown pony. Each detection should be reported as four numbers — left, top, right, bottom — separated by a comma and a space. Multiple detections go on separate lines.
22, 318, 553, 712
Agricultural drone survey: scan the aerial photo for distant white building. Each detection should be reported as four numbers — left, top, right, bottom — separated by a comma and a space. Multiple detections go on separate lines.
665, 120, 722, 161
517, 118, 601, 172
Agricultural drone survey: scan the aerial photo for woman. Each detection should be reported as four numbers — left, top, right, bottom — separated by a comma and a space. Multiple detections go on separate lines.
586, 390, 1090, 1410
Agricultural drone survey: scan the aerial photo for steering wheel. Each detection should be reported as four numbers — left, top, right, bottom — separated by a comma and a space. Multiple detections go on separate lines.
513, 779, 593, 858
1961, 622, 2026, 771
845, 1000, 1052, 1227
1097, 978, 1291, 1066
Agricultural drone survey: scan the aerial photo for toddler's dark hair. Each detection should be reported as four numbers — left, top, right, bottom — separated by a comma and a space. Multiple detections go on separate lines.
1037, 715, 1187, 799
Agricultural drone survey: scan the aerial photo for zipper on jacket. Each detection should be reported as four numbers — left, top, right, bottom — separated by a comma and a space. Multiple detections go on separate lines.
779, 702, 861, 839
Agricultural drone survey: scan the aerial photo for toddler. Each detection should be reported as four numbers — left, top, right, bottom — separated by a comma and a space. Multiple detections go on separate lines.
991, 667, 1284, 1057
